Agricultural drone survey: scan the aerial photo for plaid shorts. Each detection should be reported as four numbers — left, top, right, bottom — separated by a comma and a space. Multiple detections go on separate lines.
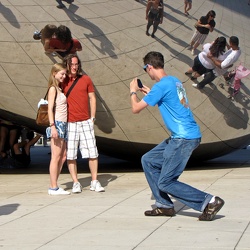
46, 121, 67, 140
67, 119, 98, 160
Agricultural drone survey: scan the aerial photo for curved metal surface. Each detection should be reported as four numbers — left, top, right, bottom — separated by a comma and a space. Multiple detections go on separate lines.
0, 0, 250, 161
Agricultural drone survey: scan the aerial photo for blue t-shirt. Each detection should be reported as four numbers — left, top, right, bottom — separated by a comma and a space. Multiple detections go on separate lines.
143, 76, 201, 139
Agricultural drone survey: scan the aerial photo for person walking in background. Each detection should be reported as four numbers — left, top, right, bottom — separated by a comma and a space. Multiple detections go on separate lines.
45, 25, 82, 58
146, 0, 164, 38
189, 10, 216, 55
193, 36, 241, 89
63, 54, 104, 193
12, 131, 41, 168
129, 51, 224, 221
184, 0, 192, 16
185, 36, 226, 80
46, 63, 69, 195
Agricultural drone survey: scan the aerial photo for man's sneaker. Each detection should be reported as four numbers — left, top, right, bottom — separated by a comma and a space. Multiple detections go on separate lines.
191, 49, 195, 55
72, 182, 82, 193
192, 83, 198, 88
48, 187, 70, 195
144, 207, 176, 216
199, 196, 225, 221
90, 180, 105, 192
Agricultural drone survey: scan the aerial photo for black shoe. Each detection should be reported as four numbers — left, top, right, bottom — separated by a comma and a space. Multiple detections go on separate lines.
185, 72, 192, 75
146, 31, 150, 36
57, 4, 66, 8
191, 76, 197, 80
151, 33, 155, 38
33, 31, 41, 40
199, 197, 225, 221
144, 207, 176, 217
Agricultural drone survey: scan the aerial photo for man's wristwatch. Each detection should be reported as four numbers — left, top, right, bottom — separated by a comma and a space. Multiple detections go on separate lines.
130, 92, 137, 96
91, 117, 96, 122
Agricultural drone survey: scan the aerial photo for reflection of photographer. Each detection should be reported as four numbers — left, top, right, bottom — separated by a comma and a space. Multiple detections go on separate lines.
12, 131, 41, 168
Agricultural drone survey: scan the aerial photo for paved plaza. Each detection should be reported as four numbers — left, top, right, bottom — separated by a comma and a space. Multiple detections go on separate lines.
0, 146, 250, 249
1, 0, 250, 249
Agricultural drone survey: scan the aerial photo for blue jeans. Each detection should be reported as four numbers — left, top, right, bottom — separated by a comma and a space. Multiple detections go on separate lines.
141, 138, 212, 212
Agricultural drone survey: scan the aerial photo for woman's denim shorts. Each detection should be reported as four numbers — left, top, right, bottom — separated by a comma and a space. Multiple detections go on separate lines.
46, 121, 67, 140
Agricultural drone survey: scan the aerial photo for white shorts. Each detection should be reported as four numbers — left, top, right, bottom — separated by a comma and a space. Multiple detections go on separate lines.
67, 120, 98, 160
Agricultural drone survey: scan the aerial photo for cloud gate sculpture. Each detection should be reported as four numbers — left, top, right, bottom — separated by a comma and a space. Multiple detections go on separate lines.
0, 0, 250, 161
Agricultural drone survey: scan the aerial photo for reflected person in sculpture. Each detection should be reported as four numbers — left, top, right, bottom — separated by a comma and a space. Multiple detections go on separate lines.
193, 36, 241, 89
129, 51, 225, 221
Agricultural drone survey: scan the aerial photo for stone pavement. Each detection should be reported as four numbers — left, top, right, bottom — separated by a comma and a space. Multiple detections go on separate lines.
0, 146, 250, 249
1, 0, 250, 249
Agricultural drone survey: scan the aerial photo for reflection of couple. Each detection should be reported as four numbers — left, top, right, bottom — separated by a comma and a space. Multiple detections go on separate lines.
186, 36, 241, 90
46, 54, 104, 195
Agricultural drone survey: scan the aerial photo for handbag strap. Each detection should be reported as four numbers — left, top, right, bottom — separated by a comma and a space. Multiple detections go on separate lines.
44, 86, 57, 104
66, 76, 80, 98
43, 88, 50, 99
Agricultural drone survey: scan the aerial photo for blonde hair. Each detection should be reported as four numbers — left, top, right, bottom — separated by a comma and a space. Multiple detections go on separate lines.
48, 63, 67, 88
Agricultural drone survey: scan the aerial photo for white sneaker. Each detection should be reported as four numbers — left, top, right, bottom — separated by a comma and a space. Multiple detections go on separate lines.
48, 187, 70, 195
191, 49, 195, 55
192, 83, 198, 88
72, 182, 82, 193
90, 180, 105, 192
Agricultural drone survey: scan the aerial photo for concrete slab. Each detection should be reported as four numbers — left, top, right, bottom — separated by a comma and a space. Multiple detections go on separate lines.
0, 146, 250, 249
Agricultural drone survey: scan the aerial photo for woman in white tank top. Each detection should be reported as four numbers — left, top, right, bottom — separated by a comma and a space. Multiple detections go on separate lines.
46, 63, 70, 195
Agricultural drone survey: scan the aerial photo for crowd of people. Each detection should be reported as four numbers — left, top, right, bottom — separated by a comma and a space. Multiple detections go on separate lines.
5, 0, 242, 222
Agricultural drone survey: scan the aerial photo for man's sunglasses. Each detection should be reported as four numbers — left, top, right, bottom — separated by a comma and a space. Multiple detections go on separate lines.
143, 64, 150, 72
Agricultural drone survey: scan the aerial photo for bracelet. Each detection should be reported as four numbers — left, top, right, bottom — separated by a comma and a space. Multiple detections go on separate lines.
130, 92, 137, 96
50, 123, 55, 127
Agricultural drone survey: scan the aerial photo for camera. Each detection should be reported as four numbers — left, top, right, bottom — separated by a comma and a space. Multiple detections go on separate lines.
137, 79, 143, 88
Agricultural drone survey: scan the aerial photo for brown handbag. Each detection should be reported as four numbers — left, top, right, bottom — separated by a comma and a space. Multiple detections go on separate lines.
36, 87, 56, 126
36, 104, 49, 126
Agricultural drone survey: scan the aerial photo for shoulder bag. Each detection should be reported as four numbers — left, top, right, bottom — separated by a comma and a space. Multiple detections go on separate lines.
36, 87, 57, 126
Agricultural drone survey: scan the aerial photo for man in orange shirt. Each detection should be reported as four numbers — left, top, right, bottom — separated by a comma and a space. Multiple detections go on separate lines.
63, 54, 104, 193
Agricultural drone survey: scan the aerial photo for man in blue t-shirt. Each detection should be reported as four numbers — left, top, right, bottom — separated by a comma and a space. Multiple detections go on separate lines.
129, 51, 224, 221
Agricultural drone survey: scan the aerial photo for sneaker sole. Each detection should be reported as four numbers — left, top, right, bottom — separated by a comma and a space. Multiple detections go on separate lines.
72, 190, 82, 194
90, 188, 105, 192
48, 191, 70, 195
